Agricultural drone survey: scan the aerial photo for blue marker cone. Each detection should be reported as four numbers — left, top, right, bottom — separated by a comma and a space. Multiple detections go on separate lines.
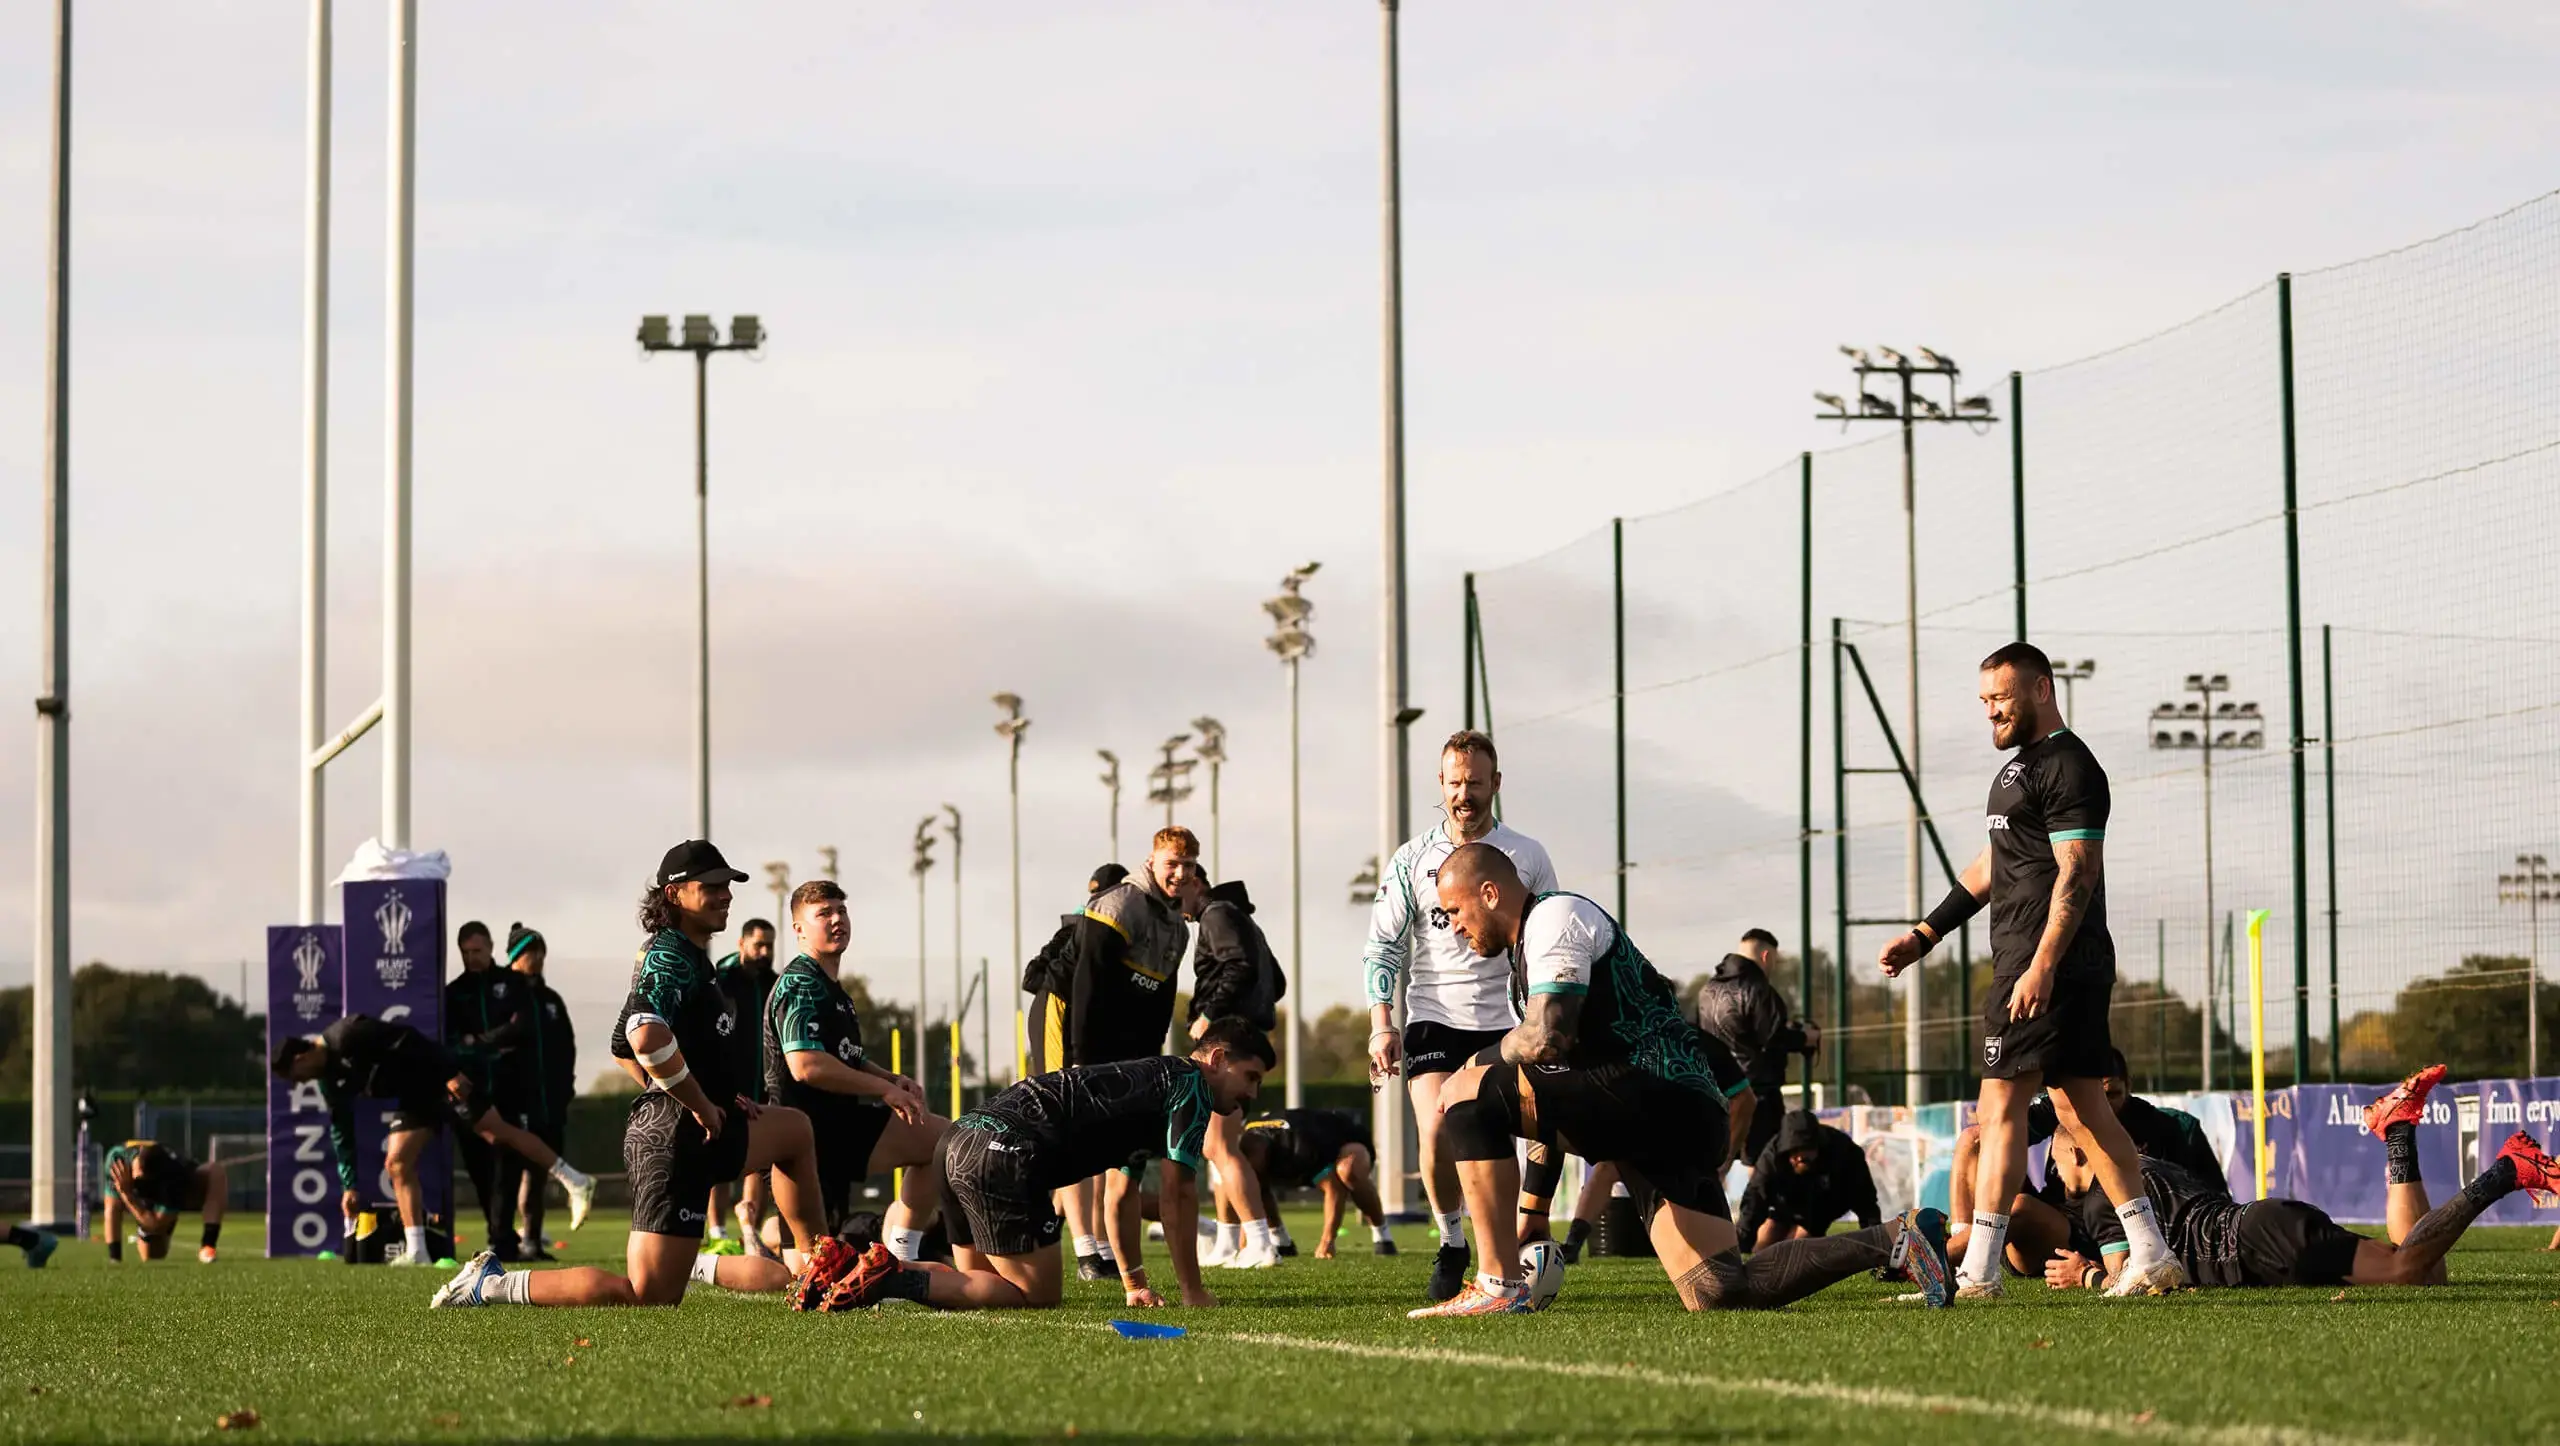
1108, 1319, 1187, 1340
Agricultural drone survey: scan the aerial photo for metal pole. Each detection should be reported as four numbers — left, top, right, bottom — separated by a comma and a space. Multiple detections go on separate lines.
1798, 453, 1814, 1109
2201, 712, 2216, 1092
1613, 517, 1627, 924
2529, 868, 2540, 1078
1375, 0, 1411, 1217
1287, 653, 1305, 1109
2321, 624, 2339, 1081
1006, 732, 1021, 1081
1461, 574, 1476, 731
32, 0, 75, 1230
915, 868, 929, 1115
2278, 271, 2310, 1086
948, 808, 963, 1097
2156, 918, 2167, 1090
298, 0, 332, 925
692, 349, 711, 840
1899, 368, 1923, 1107
1831, 619, 1849, 1100
2009, 370, 2026, 642
381, 0, 416, 851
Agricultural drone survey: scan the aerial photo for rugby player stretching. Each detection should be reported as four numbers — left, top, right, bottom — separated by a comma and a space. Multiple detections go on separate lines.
1415, 845, 1950, 1315
431, 841, 833, 1308
1878, 642, 2187, 1299
800, 1017, 1273, 1312
1366, 730, 1558, 1301
2043, 1065, 2558, 1291
102, 1140, 228, 1262
766, 878, 948, 1257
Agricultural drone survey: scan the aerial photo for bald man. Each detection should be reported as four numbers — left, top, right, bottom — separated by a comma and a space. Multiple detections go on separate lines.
1410, 843, 1952, 1317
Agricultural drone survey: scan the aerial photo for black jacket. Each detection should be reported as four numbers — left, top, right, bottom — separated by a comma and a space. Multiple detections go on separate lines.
1022, 915, 1080, 997
1189, 880, 1286, 1031
1734, 1111, 1880, 1242
517, 973, 577, 1121
444, 966, 532, 1094
1696, 953, 1810, 1089
1068, 877, 1189, 1064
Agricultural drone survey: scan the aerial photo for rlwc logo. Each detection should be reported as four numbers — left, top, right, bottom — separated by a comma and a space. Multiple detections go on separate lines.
373, 891, 415, 991
291, 931, 333, 1022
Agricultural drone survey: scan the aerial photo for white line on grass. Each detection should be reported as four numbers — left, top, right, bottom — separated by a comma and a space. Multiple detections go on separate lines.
1207, 1330, 2427, 1446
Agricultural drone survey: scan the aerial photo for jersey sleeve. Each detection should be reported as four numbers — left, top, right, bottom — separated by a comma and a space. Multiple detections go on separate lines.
1521, 899, 1605, 997
1360, 838, 1424, 1007
1160, 1067, 1213, 1176
627, 941, 693, 1034
2040, 742, 2110, 842
771, 974, 831, 1055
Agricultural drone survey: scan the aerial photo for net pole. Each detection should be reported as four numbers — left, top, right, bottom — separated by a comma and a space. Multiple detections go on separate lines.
2278, 271, 2310, 1086
1798, 453, 1815, 1110
1831, 618, 1850, 1100
1461, 573, 1477, 731
2321, 623, 2339, 1082
1612, 517, 1628, 925
2009, 370, 2026, 641
2247, 910, 2270, 1198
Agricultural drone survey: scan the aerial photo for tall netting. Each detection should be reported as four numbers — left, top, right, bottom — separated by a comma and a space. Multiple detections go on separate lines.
1467, 188, 2560, 1102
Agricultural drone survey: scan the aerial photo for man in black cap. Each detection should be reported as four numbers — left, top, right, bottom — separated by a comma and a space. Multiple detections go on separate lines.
1734, 1112, 1881, 1252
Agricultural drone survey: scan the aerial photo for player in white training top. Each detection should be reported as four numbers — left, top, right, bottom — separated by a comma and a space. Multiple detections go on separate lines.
1363, 729, 1558, 1302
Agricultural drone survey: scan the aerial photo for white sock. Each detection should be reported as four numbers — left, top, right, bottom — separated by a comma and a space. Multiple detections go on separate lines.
1242, 1219, 1274, 1252
886, 1228, 925, 1263
1435, 1211, 1466, 1245
705, 1222, 728, 1241
1476, 1270, 1521, 1296
1073, 1235, 1104, 1259
1097, 1240, 1118, 1264
1213, 1222, 1239, 1252
690, 1250, 722, 1285
549, 1160, 588, 1188
1271, 1222, 1294, 1248
1371, 1224, 1394, 1244
1959, 1212, 2008, 1285
2116, 1196, 2170, 1268
490, 1268, 534, 1305
404, 1226, 429, 1262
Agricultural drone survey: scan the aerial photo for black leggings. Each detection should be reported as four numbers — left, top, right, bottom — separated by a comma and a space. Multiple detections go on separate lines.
495, 1107, 563, 1250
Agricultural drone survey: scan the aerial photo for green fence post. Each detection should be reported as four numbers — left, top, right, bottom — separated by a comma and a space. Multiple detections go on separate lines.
1462, 572, 1477, 731
1799, 453, 1815, 1109
1831, 617, 1850, 1101
1613, 517, 1628, 926
2279, 272, 2311, 1086
2323, 622, 2339, 1081
2010, 369, 2027, 641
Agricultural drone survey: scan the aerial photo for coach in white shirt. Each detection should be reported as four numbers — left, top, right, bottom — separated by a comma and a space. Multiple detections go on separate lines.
1362, 729, 1558, 1302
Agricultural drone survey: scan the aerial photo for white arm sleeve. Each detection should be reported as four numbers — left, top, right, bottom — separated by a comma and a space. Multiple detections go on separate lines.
1361, 839, 1420, 1007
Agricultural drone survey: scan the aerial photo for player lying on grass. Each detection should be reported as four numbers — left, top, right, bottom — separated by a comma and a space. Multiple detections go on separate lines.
1735, 1112, 1880, 1252
1414, 843, 1952, 1316
1944, 1047, 2218, 1273
1236, 1108, 1395, 1258
792, 1017, 1274, 1312
272, 1012, 597, 1267
2041, 1064, 2558, 1291
432, 841, 836, 1308
102, 1141, 228, 1262
767, 877, 948, 1257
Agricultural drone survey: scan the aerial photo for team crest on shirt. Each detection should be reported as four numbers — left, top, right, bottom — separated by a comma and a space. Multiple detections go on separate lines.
1983, 1036, 2003, 1069
1999, 761, 2025, 789
716, 1011, 735, 1037
835, 1040, 855, 1062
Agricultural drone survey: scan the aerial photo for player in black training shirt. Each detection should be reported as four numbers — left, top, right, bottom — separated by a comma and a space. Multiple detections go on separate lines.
427, 841, 834, 1310
2041, 1065, 2559, 1292
1419, 844, 1953, 1317
765, 878, 948, 1256
710, 916, 781, 1256
800, 1017, 1273, 1313
101, 1141, 228, 1263
1237, 1108, 1392, 1258
1878, 641, 2186, 1299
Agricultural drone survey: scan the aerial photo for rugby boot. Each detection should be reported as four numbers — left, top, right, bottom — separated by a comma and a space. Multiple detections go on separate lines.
1406, 1279, 1532, 1318
2498, 1130, 2559, 1195
2362, 1064, 2447, 1139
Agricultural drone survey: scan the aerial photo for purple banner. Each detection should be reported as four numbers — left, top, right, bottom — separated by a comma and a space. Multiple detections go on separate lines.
265, 925, 344, 1258
2459, 1080, 2560, 1225
339, 880, 450, 1226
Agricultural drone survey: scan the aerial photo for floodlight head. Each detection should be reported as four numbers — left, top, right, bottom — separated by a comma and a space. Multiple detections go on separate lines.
2239, 730, 2264, 747
992, 691, 1022, 714
1877, 346, 1909, 367
1814, 391, 1846, 412
2180, 701, 2202, 717
1840, 344, 1870, 366
681, 314, 719, 347
2209, 673, 2231, 691
2184, 673, 2206, 690
1959, 395, 1993, 415
2078, 660, 2098, 675
1919, 347, 1955, 371
637, 314, 672, 349
730, 314, 765, 350
2178, 729, 2199, 747
2152, 730, 2175, 749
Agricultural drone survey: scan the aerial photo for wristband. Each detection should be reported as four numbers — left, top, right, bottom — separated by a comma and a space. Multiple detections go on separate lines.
1370, 1029, 1399, 1043
2081, 1265, 2100, 1289
1920, 884, 1983, 944
1120, 1265, 1149, 1287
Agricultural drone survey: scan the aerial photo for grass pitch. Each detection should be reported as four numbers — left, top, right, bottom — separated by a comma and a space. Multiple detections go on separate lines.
2, 1210, 2553, 1444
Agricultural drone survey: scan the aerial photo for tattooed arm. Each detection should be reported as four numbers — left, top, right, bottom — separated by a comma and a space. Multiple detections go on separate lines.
2011, 840, 2101, 1019
1501, 990, 1582, 1067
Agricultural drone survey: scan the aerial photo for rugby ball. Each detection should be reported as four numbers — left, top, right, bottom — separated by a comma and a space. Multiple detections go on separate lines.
1519, 1240, 1565, 1311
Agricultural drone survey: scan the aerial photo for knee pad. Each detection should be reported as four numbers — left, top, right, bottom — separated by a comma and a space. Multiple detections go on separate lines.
1519, 1137, 1564, 1201
1441, 1095, 1516, 1163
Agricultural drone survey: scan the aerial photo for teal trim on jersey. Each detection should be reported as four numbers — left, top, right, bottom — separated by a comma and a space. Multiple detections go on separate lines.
1163, 1068, 1212, 1173
1523, 891, 1715, 1096
1722, 1078, 1753, 1101
1527, 980, 1588, 996
2049, 828, 2105, 842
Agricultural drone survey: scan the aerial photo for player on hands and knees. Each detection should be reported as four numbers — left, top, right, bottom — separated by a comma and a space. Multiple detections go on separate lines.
1539, 1027, 1754, 1262
273, 1012, 597, 1268
101, 1141, 229, 1263
1238, 1108, 1396, 1257
1365, 730, 1560, 1301
1878, 642, 2186, 1300
767, 878, 949, 1259
427, 841, 834, 1308
801, 1018, 1272, 1313
2042, 1064, 2556, 1292
1414, 844, 1951, 1317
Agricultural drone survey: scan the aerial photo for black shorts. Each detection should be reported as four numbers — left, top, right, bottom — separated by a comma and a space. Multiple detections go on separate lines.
623, 1093, 752, 1239
1496, 1060, 1732, 1218
814, 1101, 896, 1231
1404, 1020, 1511, 1078
386, 1086, 481, 1138
936, 1120, 1064, 1257
1980, 960, 2115, 1081
2235, 1199, 2364, 1287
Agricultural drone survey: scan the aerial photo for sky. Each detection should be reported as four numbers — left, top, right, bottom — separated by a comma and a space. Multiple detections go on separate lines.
3, 1, 2558, 1082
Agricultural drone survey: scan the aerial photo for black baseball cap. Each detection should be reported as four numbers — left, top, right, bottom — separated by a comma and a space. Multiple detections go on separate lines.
656, 839, 748, 887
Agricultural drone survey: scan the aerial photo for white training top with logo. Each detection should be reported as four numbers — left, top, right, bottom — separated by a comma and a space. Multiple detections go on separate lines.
1518, 892, 1613, 997
1362, 820, 1560, 1032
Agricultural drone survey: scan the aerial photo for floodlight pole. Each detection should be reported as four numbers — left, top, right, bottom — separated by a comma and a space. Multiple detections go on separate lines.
692, 349, 710, 839
32, 0, 75, 1229
2151, 674, 2261, 1089
382, 0, 416, 851
1265, 565, 1318, 1108
1815, 351, 1997, 1106
994, 697, 1027, 1080
2498, 854, 2551, 1078
1099, 751, 1122, 863
1376, 0, 1415, 1216
944, 805, 964, 1097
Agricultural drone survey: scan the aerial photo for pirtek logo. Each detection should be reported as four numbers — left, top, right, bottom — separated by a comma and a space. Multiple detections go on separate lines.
1986, 815, 2011, 831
